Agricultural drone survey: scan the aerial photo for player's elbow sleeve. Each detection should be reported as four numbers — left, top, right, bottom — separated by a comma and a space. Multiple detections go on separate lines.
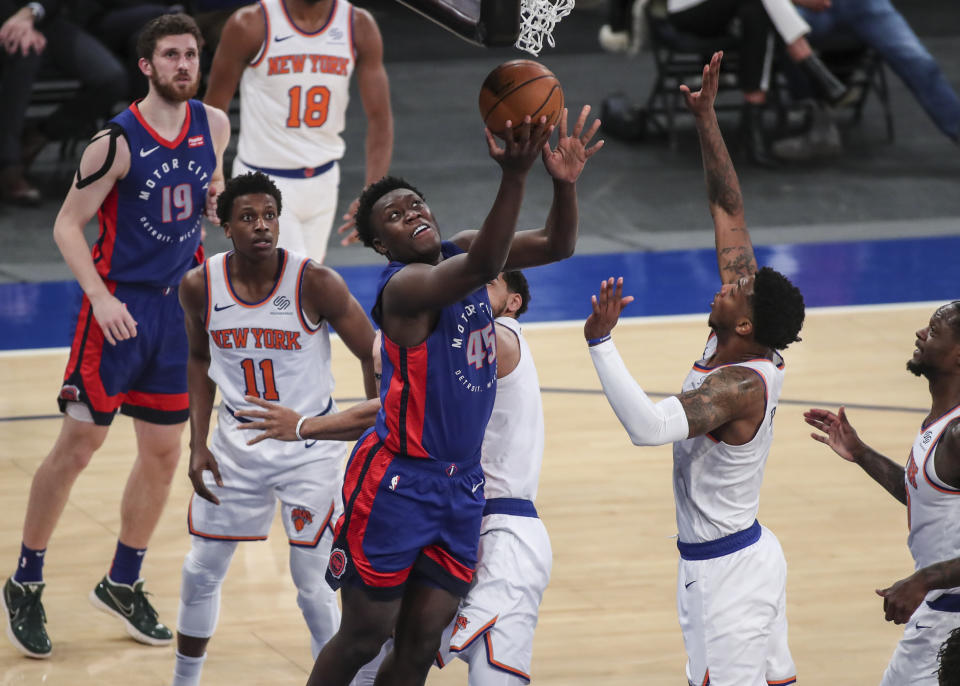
625, 396, 689, 446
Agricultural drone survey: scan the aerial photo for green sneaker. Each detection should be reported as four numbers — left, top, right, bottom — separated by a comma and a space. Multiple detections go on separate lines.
2, 577, 52, 658
89, 576, 172, 646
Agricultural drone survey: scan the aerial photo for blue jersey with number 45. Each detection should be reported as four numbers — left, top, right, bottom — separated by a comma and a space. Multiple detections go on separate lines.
92, 99, 216, 288
372, 242, 497, 465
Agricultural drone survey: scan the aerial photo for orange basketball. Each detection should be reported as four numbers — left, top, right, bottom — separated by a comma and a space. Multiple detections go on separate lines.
479, 60, 564, 138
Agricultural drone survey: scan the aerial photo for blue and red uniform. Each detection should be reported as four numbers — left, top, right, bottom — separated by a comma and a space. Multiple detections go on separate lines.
59, 99, 216, 425
327, 242, 497, 598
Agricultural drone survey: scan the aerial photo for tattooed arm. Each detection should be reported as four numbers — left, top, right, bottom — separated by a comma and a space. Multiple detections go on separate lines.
677, 366, 766, 439
681, 51, 756, 285
876, 557, 960, 624
804, 407, 907, 505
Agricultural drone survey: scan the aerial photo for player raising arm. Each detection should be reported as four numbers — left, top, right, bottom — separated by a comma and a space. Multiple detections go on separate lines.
584, 52, 806, 686
805, 300, 960, 686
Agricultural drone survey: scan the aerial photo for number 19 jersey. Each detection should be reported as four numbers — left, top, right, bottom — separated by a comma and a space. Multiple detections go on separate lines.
237, 0, 356, 169
203, 249, 334, 461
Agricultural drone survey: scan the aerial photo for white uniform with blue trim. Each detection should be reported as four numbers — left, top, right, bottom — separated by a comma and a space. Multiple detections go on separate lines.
234, 0, 357, 262
189, 249, 343, 546
673, 334, 796, 686
436, 316, 552, 684
880, 404, 960, 686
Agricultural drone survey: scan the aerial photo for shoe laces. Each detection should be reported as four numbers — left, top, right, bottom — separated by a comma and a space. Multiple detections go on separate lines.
12, 585, 47, 625
131, 586, 160, 623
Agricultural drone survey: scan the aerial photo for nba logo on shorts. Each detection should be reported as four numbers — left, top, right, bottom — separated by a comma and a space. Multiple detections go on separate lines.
328, 548, 347, 579
446, 464, 457, 477
390, 475, 399, 491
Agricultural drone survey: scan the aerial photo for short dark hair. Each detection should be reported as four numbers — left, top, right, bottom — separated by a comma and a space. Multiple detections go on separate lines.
503, 270, 530, 318
750, 266, 805, 351
938, 626, 960, 685
136, 13, 203, 61
945, 301, 960, 342
216, 172, 282, 225
355, 176, 426, 249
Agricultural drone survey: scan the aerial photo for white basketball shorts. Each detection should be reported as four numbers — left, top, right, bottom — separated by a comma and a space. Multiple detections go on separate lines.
677, 524, 796, 686
187, 410, 346, 546
436, 510, 552, 682
880, 592, 960, 686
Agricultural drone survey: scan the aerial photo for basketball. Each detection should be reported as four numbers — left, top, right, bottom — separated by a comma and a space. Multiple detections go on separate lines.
479, 60, 564, 138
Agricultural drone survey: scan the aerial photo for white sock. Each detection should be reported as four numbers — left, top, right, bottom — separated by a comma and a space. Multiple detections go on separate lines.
172, 651, 206, 686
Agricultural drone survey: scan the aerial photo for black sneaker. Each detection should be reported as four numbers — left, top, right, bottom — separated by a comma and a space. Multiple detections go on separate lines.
89, 575, 172, 645
2, 577, 52, 658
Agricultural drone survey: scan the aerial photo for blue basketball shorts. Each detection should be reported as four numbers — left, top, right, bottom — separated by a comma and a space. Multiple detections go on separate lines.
59, 281, 189, 426
326, 428, 486, 599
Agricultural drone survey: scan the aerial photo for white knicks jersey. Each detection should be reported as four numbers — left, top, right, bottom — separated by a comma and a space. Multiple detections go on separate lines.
905, 403, 960, 593
203, 249, 335, 460
481, 317, 545, 502
673, 333, 785, 543
237, 0, 355, 169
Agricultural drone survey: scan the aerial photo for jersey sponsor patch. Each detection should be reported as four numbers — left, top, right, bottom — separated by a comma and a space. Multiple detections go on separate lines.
188, 135, 205, 148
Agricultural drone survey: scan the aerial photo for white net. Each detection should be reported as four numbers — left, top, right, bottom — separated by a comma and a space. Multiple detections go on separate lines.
515, 0, 575, 55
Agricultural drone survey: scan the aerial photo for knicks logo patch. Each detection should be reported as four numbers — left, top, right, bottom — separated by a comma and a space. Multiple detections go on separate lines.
328, 548, 347, 579
451, 614, 468, 638
291, 507, 314, 532
907, 454, 919, 490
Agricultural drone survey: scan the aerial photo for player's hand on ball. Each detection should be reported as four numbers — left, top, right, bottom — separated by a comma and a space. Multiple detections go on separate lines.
584, 277, 634, 342
236, 396, 302, 444
485, 115, 554, 176
188, 445, 223, 505
543, 106, 604, 184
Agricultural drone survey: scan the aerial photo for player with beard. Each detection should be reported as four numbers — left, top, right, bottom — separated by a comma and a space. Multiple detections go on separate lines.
1, 13, 229, 660
806, 301, 960, 686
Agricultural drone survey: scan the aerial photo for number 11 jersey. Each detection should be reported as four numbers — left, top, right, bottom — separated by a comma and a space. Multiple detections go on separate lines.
203, 249, 335, 460
237, 0, 356, 170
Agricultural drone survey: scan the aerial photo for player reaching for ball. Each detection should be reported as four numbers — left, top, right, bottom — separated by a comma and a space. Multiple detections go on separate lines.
299, 105, 600, 686
586, 53, 805, 685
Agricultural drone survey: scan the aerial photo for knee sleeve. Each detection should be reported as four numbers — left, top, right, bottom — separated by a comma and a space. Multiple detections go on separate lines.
290, 543, 341, 658
177, 538, 238, 638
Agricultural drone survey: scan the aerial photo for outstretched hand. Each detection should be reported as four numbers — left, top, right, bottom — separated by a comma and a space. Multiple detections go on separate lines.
584, 277, 634, 342
803, 406, 865, 463
680, 51, 723, 118
485, 115, 554, 176
542, 106, 604, 184
235, 396, 302, 444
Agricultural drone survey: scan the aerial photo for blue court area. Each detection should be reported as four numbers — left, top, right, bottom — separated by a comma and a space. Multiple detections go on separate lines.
2, 233, 957, 351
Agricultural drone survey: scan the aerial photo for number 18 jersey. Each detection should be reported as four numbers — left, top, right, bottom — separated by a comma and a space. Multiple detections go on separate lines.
237, 0, 356, 169
203, 249, 335, 460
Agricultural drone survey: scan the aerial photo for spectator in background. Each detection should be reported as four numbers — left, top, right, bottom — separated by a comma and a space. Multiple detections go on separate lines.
78, 1, 181, 101
775, 0, 960, 160
666, 0, 848, 166
0, 0, 126, 204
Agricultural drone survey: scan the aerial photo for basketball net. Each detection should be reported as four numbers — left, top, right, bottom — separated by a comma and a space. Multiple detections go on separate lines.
515, 0, 575, 55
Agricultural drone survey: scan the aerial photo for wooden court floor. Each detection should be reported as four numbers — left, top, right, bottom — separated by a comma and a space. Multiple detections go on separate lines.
0, 303, 939, 685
